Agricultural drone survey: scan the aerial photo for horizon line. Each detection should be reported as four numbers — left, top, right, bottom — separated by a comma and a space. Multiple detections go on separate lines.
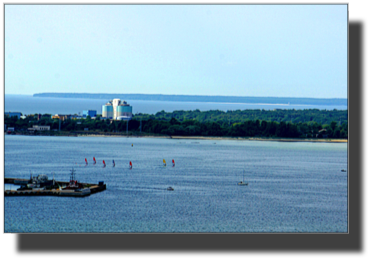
25, 92, 348, 100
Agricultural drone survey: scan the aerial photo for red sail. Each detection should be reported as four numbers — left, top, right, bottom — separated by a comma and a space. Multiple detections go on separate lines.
172, 159, 175, 163
85, 158, 88, 164
103, 160, 105, 165
129, 161, 132, 166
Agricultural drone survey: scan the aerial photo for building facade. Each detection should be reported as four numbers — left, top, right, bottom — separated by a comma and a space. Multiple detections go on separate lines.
83, 110, 97, 118
5, 112, 22, 119
102, 104, 113, 119
52, 114, 83, 120
102, 99, 132, 120
52, 114, 66, 121
28, 125, 50, 131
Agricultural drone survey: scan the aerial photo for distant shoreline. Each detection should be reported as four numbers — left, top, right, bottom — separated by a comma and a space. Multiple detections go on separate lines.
33, 133, 346, 143
31, 92, 348, 107
5, 132, 348, 143
168, 136, 347, 143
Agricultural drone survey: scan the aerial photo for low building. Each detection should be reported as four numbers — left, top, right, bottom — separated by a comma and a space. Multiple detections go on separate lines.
51, 114, 76, 121
71, 115, 83, 120
116, 116, 132, 121
52, 114, 65, 120
7, 127, 15, 132
83, 110, 97, 118
317, 129, 328, 138
5, 112, 22, 119
28, 125, 50, 131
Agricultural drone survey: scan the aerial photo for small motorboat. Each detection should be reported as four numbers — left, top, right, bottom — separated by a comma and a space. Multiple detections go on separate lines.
341, 169, 346, 172
167, 187, 174, 191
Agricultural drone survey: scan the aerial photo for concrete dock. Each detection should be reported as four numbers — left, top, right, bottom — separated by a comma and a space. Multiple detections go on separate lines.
4, 178, 106, 197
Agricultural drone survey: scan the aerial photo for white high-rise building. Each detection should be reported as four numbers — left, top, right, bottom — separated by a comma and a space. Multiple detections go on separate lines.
102, 99, 132, 120
112, 99, 121, 118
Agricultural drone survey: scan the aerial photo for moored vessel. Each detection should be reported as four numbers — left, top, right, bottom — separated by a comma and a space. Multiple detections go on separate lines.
238, 170, 248, 186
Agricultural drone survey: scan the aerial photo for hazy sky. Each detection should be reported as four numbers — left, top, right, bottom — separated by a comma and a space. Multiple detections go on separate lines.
5, 4, 347, 98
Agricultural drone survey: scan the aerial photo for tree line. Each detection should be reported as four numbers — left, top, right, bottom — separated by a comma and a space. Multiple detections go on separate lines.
141, 118, 347, 138
134, 109, 347, 125
5, 109, 348, 139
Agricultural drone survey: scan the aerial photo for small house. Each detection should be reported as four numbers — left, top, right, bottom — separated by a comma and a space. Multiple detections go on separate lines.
317, 129, 328, 138
28, 125, 50, 131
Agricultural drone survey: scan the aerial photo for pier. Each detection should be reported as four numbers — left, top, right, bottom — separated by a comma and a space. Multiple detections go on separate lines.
4, 178, 106, 197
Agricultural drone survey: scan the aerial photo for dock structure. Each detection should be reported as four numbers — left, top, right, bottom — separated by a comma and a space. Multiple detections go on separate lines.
4, 178, 106, 197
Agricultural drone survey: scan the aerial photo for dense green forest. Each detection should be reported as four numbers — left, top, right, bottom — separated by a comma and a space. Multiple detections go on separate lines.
133, 109, 347, 125
5, 109, 348, 139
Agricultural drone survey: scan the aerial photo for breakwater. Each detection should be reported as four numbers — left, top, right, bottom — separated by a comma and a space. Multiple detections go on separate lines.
4, 178, 106, 197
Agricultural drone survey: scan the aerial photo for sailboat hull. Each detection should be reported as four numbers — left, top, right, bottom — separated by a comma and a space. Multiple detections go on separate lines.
237, 182, 248, 186
238, 170, 248, 185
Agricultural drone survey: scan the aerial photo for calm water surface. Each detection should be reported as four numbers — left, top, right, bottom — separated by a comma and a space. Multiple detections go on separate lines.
5, 95, 347, 115
4, 135, 348, 233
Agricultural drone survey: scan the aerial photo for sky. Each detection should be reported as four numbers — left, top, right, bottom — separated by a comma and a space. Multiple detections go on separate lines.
4, 4, 347, 98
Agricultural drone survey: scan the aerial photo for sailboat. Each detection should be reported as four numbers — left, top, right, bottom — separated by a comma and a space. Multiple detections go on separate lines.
129, 161, 132, 169
238, 170, 248, 186
112, 160, 115, 167
93, 157, 96, 165
85, 158, 88, 166
172, 159, 175, 167
103, 160, 106, 168
163, 159, 166, 167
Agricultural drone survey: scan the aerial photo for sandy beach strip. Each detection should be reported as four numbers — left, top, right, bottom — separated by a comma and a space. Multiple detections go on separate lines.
75, 133, 347, 143
169, 136, 347, 143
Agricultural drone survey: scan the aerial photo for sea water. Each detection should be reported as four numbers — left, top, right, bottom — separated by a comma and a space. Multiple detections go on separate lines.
4, 95, 347, 115
4, 135, 348, 233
